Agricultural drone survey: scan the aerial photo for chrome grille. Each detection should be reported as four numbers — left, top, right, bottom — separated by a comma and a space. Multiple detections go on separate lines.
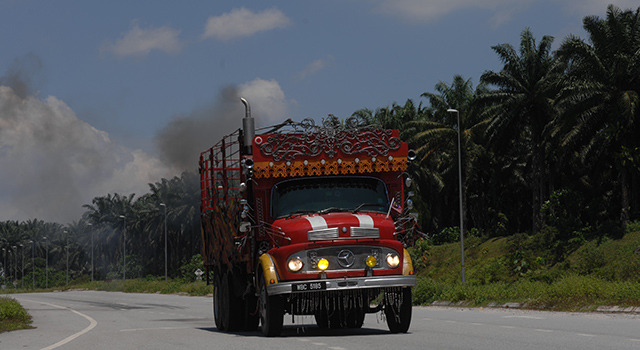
350, 227, 379, 239
308, 227, 339, 241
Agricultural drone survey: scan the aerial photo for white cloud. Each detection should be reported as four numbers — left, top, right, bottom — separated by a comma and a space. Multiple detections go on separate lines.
239, 78, 289, 125
103, 22, 182, 58
202, 7, 291, 41
0, 86, 175, 222
295, 56, 335, 81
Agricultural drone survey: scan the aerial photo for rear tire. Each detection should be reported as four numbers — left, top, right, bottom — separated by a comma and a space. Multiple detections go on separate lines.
258, 274, 284, 336
384, 287, 412, 333
213, 271, 244, 332
213, 272, 228, 331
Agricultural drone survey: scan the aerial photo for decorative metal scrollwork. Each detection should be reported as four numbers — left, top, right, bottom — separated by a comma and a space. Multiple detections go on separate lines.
260, 115, 401, 161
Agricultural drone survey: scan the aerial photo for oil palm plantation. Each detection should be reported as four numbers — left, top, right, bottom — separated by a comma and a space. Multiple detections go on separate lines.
478, 28, 565, 232
557, 5, 640, 226
407, 75, 489, 233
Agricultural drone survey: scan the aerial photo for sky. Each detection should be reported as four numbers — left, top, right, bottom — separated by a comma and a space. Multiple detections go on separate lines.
0, 0, 637, 223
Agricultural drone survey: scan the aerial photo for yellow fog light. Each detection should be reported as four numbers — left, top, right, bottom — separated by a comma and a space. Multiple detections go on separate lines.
386, 254, 400, 268
366, 256, 377, 268
288, 257, 303, 272
317, 258, 329, 271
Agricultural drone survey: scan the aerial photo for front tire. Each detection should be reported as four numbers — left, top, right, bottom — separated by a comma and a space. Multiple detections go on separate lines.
258, 274, 284, 336
384, 287, 412, 333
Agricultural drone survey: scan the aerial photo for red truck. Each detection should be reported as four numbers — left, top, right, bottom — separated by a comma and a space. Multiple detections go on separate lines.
199, 98, 418, 336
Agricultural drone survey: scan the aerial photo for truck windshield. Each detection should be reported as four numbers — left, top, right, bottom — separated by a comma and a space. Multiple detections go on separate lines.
272, 177, 389, 218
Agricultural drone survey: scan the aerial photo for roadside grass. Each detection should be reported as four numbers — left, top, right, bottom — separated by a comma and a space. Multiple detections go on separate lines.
73, 278, 214, 296
1, 278, 213, 297
411, 229, 640, 311
413, 275, 640, 311
0, 296, 33, 333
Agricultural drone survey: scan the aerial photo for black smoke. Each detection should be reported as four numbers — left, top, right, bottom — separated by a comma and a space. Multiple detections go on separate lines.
154, 86, 245, 171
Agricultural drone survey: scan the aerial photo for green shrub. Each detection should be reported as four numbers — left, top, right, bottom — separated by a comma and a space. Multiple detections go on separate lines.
0, 297, 32, 332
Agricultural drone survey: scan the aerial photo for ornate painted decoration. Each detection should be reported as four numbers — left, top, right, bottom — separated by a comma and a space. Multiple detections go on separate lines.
252, 116, 409, 178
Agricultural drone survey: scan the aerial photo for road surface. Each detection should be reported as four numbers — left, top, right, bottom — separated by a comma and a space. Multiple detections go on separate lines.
1, 291, 639, 349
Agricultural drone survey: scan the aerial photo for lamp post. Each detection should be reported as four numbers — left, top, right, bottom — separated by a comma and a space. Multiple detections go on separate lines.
2, 247, 6, 284
447, 108, 466, 285
160, 203, 167, 282
119, 215, 126, 282
43, 237, 48, 288
29, 241, 34, 289
64, 230, 69, 286
20, 244, 24, 288
87, 223, 94, 282
13, 246, 17, 286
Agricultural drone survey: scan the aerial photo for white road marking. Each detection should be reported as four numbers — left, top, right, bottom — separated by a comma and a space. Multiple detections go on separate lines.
500, 325, 516, 329
534, 329, 553, 333
312, 342, 327, 346
577, 333, 595, 337
19, 298, 98, 350
503, 315, 544, 320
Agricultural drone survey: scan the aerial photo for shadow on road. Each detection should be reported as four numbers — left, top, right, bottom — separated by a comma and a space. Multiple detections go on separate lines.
198, 325, 391, 338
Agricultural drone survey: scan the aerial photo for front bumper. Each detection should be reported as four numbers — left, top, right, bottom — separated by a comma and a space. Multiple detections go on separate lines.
266, 274, 416, 296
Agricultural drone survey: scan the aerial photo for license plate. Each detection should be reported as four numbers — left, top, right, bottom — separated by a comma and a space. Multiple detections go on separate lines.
291, 281, 327, 292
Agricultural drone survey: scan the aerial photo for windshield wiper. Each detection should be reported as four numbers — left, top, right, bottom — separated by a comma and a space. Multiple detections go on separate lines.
317, 207, 349, 215
353, 203, 385, 213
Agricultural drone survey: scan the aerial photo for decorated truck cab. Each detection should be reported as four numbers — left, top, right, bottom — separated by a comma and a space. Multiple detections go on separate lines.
200, 99, 418, 336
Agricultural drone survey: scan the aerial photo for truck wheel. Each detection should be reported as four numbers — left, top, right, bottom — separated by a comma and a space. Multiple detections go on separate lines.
346, 309, 365, 329
384, 287, 412, 333
258, 275, 283, 336
214, 271, 244, 331
213, 272, 228, 331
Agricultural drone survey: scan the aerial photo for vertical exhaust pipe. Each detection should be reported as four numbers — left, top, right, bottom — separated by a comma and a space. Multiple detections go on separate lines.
240, 97, 255, 155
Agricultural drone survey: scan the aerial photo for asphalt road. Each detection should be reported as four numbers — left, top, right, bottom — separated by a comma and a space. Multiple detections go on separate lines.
2, 291, 639, 350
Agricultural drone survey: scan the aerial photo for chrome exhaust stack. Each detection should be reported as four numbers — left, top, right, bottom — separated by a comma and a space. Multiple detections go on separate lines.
240, 97, 255, 155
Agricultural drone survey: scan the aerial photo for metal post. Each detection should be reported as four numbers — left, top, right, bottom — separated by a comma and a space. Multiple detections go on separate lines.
44, 237, 48, 288
447, 109, 466, 285
64, 230, 69, 286
160, 203, 167, 282
20, 244, 24, 289
119, 215, 126, 283
31, 241, 34, 289
87, 223, 94, 282
13, 246, 17, 286
2, 248, 6, 284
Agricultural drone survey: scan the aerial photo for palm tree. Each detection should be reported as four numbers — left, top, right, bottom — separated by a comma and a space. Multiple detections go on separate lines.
478, 28, 565, 232
557, 5, 640, 226
408, 75, 489, 233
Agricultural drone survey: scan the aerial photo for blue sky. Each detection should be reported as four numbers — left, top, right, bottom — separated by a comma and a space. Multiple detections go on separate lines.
0, 0, 636, 222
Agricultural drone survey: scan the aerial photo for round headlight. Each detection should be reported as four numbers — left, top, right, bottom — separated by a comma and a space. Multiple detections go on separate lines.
386, 254, 400, 268
317, 258, 329, 271
288, 257, 303, 272
366, 256, 377, 268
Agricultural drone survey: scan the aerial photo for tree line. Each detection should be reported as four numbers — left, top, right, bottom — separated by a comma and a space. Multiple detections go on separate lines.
1, 5, 639, 286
